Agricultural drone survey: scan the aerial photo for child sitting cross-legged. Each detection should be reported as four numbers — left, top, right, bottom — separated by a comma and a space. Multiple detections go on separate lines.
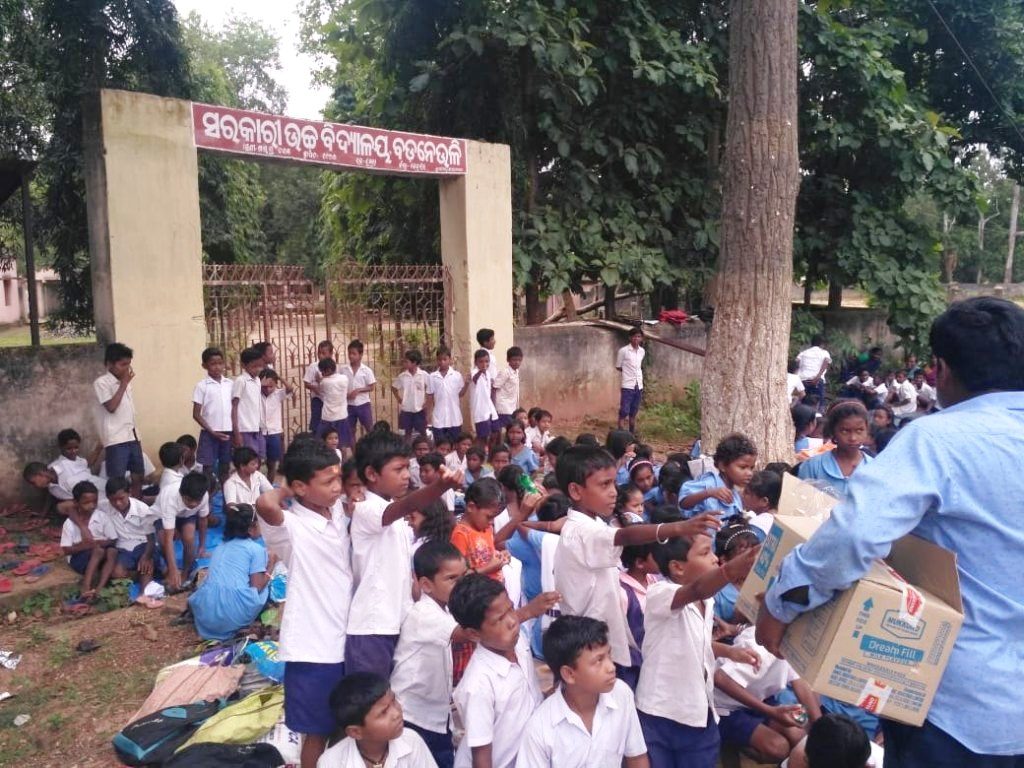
519, 615, 649, 768
463, 446, 493, 488
679, 433, 758, 520
222, 446, 274, 507
153, 471, 211, 590
60, 480, 117, 598
95, 477, 160, 592
317, 672, 437, 768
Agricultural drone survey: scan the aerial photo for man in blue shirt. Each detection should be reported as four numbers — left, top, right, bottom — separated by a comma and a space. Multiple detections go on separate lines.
756, 297, 1024, 767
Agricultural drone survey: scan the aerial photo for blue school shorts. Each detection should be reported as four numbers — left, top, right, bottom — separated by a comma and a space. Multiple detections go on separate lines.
68, 549, 94, 575
639, 709, 720, 768
264, 433, 283, 463
619, 386, 643, 418
344, 634, 399, 679
717, 708, 766, 748
347, 402, 374, 435
283, 661, 347, 737
405, 721, 454, 768
317, 418, 353, 448
474, 419, 498, 439
308, 396, 323, 433
431, 426, 461, 444
117, 542, 152, 571
197, 429, 233, 471
105, 440, 145, 478
398, 410, 427, 437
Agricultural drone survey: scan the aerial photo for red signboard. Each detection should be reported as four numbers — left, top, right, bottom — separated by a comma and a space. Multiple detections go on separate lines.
192, 102, 467, 176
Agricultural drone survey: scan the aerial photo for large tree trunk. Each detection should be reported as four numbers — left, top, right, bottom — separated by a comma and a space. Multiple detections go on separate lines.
1006, 183, 1020, 284
700, 0, 799, 463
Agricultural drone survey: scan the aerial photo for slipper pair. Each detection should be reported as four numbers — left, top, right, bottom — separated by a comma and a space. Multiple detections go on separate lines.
63, 601, 92, 617
12, 559, 41, 577
0, 577, 11, 593
25, 565, 51, 583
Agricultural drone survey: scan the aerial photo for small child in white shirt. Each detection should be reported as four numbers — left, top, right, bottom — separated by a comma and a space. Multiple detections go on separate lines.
318, 357, 353, 452
391, 350, 430, 438
469, 350, 498, 444
223, 446, 274, 507
231, 347, 267, 459
419, 454, 455, 512
260, 368, 293, 481
49, 428, 93, 485
59, 480, 116, 597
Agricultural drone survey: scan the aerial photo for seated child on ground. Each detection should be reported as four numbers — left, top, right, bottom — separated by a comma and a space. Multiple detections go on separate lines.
613, 486, 646, 527
605, 430, 637, 486
223, 446, 274, 507
617, 543, 659, 691
96, 477, 160, 591
451, 478, 509, 581
488, 444, 511, 474
797, 401, 873, 499
407, 500, 456, 559
713, 522, 761, 632
543, 436, 571, 473
506, 421, 540, 474
153, 471, 211, 590
742, 470, 782, 538
318, 672, 437, 768
419, 453, 455, 512
628, 458, 661, 510
463, 446, 493, 487
408, 434, 432, 489
49, 428, 98, 486
679, 433, 757, 520
176, 434, 203, 476
188, 504, 274, 641
445, 432, 473, 473
784, 712, 882, 768
524, 409, 553, 455
60, 480, 116, 597
657, 460, 685, 509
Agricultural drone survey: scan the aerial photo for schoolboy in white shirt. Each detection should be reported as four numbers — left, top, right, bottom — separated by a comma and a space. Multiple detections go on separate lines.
318, 356, 353, 451
260, 368, 293, 481
390, 540, 469, 768
340, 339, 377, 440
49, 428, 93, 485
427, 345, 467, 445
492, 346, 523, 432
96, 476, 161, 590
94, 342, 144, 497
469, 350, 498, 443
346, 429, 464, 679
153, 471, 211, 591
615, 327, 646, 432
519, 615, 649, 768
223, 446, 274, 507
232, 347, 267, 458
305, 339, 334, 433
391, 350, 430, 438
192, 346, 234, 483
256, 443, 354, 768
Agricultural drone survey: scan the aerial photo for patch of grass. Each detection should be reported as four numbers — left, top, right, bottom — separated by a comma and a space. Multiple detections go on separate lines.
46, 713, 67, 731
637, 380, 701, 446
0, 324, 95, 348
27, 626, 49, 646
47, 639, 73, 667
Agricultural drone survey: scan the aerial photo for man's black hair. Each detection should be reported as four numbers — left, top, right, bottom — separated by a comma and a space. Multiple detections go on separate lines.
805, 713, 871, 768
652, 538, 695, 578
72, 480, 99, 501
465, 476, 505, 508
328, 673, 391, 734
158, 441, 184, 469
283, 442, 341, 484
240, 347, 263, 366
556, 445, 616, 495
104, 342, 133, 364
544, 436, 572, 458
318, 356, 338, 375
542, 615, 610, 684
476, 328, 495, 346
449, 573, 507, 630
57, 428, 81, 446
413, 539, 465, 579
419, 451, 444, 471
404, 349, 422, 365
537, 493, 570, 522
354, 427, 410, 483
180, 473, 211, 501
929, 296, 1024, 393
22, 461, 49, 481
713, 433, 758, 466
105, 476, 129, 498
574, 433, 599, 447
233, 446, 259, 468
176, 434, 198, 450
201, 346, 224, 365
506, 346, 523, 360
747, 470, 782, 508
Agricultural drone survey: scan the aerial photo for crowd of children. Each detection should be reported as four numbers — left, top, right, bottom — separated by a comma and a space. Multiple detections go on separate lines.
10, 327, 908, 768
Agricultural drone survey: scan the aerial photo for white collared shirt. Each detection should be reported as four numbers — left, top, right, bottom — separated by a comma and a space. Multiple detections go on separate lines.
152, 478, 210, 529
713, 626, 798, 715
453, 634, 542, 768
60, 511, 117, 560
261, 388, 288, 435
316, 730, 437, 768
347, 490, 413, 635
428, 368, 465, 429
394, 369, 430, 413
94, 372, 138, 446
259, 499, 353, 663
890, 379, 918, 416
554, 510, 632, 668
518, 679, 646, 768
49, 454, 88, 482
99, 497, 158, 551
795, 345, 831, 382
636, 582, 717, 727
223, 470, 274, 507
231, 372, 263, 432
159, 465, 185, 489
470, 372, 497, 424
492, 366, 520, 416
50, 465, 103, 502
319, 372, 350, 421
616, 345, 645, 390
340, 363, 376, 407
192, 375, 234, 432
524, 426, 551, 451
391, 595, 458, 733
303, 360, 322, 388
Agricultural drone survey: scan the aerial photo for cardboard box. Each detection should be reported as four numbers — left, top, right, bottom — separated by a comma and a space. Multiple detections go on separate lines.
737, 476, 964, 726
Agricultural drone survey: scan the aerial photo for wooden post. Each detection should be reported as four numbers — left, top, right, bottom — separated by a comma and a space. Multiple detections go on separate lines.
21, 169, 41, 347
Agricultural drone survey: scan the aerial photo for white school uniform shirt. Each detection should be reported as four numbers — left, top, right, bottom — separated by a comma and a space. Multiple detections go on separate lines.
492, 366, 520, 416
782, 739, 884, 768
93, 372, 138, 446
554, 509, 632, 668
393, 369, 429, 413
49, 454, 89, 483
99, 497, 157, 551
303, 360, 322, 392
223, 470, 274, 507
316, 730, 437, 768
469, 372, 498, 424
192, 375, 234, 432
152, 478, 210, 530
524, 426, 551, 450
261, 388, 288, 435
916, 381, 936, 407
428, 368, 465, 429
636, 582, 717, 727
60, 511, 117, 561
339, 363, 376, 407
795, 345, 831, 382
616, 345, 645, 389
347, 490, 413, 635
518, 679, 646, 768
231, 371, 263, 433
786, 372, 805, 402
453, 633, 542, 768
318, 372, 350, 422
713, 626, 798, 715
390, 595, 459, 733
259, 498, 353, 663
889, 379, 918, 417
50, 465, 102, 502
159, 465, 185, 489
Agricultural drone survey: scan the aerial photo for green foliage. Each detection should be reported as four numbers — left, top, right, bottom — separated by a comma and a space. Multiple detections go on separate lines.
789, 308, 824, 357
94, 578, 133, 613
639, 379, 701, 444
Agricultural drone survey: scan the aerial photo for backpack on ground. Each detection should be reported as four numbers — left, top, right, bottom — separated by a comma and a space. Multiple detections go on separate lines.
163, 742, 284, 768
112, 699, 224, 766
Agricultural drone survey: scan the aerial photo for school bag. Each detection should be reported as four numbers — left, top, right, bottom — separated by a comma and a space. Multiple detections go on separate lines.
112, 699, 224, 766
163, 742, 284, 768
178, 686, 284, 750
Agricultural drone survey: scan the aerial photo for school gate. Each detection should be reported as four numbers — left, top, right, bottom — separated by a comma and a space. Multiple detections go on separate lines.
203, 261, 450, 442
83, 89, 512, 452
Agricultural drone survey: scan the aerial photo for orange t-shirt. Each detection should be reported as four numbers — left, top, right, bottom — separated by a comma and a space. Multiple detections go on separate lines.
451, 522, 502, 582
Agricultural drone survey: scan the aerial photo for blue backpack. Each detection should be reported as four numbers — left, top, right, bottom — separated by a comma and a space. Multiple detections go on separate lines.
112, 699, 224, 766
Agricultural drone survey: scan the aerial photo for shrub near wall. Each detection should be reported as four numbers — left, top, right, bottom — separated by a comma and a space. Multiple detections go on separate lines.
0, 344, 103, 503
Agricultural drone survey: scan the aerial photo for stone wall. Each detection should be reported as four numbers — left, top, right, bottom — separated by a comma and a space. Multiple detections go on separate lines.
806, 307, 899, 351
0, 343, 105, 503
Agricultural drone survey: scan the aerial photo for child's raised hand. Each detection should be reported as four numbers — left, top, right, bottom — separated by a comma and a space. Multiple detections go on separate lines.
709, 487, 736, 504
671, 513, 723, 539
722, 545, 760, 582
438, 465, 464, 490
526, 590, 560, 617
520, 491, 546, 516
727, 645, 761, 671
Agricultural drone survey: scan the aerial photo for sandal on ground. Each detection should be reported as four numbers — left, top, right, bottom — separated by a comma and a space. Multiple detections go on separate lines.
25, 565, 52, 583
12, 559, 41, 577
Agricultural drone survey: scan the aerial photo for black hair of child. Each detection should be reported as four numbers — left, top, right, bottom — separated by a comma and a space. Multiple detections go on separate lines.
318, 356, 338, 375
788, 358, 800, 374
177, 434, 198, 450
489, 443, 511, 459
556, 445, 616, 496
259, 367, 279, 382
823, 400, 869, 439
354, 427, 411, 483
414, 500, 456, 543
628, 326, 643, 339
72, 479, 98, 501
545, 436, 572, 459
473, 348, 489, 362
648, 504, 683, 525
413, 538, 464, 580
286, 432, 323, 458
791, 404, 818, 435
233, 446, 258, 468
104, 342, 133, 364
449, 572, 507, 629
251, 341, 271, 357
105, 476, 129, 497
542, 615, 610, 684
224, 504, 258, 541
528, 407, 543, 421
804, 713, 871, 768
419, 452, 445, 472
747, 470, 783, 508
574, 433, 599, 447
201, 346, 224, 365
456, 431, 474, 445
283, 442, 341, 485
713, 433, 758, 466
633, 444, 653, 461
930, 296, 1024, 393
322, 425, 339, 440
158, 441, 184, 469
536, 409, 552, 421
715, 522, 761, 559
763, 461, 793, 476
614, 486, 642, 528
180, 473, 211, 501
240, 347, 263, 366
404, 349, 422, 366
506, 346, 523, 360
22, 461, 48, 481
476, 328, 495, 346
435, 344, 451, 358
621, 542, 654, 571
57, 428, 81, 446
537, 493, 570, 522
348, 338, 364, 353
541, 472, 560, 492
317, 339, 334, 353
465, 476, 505, 508
651, 538, 694, 578
658, 461, 685, 496
605, 430, 635, 460
496, 464, 524, 495
328, 672, 391, 735
411, 434, 431, 450
465, 445, 486, 461
340, 458, 359, 483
